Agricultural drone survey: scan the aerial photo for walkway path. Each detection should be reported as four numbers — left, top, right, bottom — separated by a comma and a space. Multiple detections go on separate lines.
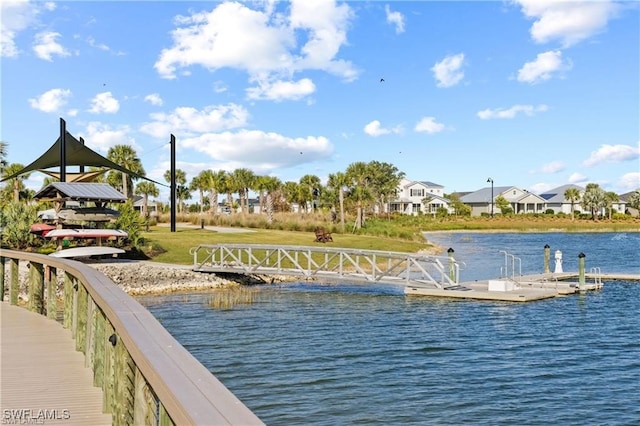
0, 303, 112, 425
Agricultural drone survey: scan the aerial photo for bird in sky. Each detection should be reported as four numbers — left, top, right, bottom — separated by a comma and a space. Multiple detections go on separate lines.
380, 78, 385, 82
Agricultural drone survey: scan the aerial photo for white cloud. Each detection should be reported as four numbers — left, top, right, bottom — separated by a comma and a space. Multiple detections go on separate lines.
618, 172, 640, 191
363, 120, 402, 137
83, 122, 138, 154
154, 0, 357, 90
513, 0, 621, 47
540, 161, 565, 174
89, 92, 120, 114
385, 4, 405, 34
28, 88, 72, 113
569, 172, 588, 184
32, 31, 70, 61
477, 104, 548, 119
86, 36, 110, 52
517, 50, 571, 84
213, 81, 228, 93
583, 144, 640, 167
414, 117, 445, 134
431, 53, 465, 88
140, 104, 249, 139
180, 129, 334, 173
144, 93, 164, 106
246, 78, 316, 101
1, 0, 41, 57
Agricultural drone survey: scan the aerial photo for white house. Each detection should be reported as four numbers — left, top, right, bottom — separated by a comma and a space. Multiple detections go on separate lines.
389, 178, 452, 215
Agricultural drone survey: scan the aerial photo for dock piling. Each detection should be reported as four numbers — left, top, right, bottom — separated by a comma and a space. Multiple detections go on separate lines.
578, 252, 586, 289
544, 244, 550, 273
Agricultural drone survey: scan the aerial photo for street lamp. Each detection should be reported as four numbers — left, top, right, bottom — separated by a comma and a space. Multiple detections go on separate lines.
487, 177, 494, 218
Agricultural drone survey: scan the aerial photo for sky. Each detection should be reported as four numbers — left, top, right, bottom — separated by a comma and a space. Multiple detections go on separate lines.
2, 0, 639, 203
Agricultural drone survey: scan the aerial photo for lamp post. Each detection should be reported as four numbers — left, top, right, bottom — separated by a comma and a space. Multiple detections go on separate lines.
487, 177, 494, 218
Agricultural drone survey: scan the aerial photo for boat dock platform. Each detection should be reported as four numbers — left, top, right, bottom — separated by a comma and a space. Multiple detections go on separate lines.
405, 272, 640, 302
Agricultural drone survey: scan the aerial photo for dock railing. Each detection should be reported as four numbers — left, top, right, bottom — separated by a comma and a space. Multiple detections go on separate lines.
0, 249, 263, 426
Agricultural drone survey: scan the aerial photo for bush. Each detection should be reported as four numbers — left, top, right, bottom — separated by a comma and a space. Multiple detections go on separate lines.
1, 201, 39, 249
545, 209, 555, 215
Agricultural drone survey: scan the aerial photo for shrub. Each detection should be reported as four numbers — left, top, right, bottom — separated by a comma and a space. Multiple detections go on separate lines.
1, 201, 39, 249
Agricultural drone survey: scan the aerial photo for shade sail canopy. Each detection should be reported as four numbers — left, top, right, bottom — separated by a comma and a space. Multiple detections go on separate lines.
40, 169, 108, 183
1, 132, 162, 186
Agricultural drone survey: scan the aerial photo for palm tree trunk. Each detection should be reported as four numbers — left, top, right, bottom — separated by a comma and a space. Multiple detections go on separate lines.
266, 194, 274, 224
339, 190, 345, 232
121, 173, 128, 198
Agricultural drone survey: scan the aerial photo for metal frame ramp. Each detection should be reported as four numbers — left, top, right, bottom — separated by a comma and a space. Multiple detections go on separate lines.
191, 244, 460, 289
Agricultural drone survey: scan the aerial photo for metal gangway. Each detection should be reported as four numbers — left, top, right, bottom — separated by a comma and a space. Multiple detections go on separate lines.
191, 244, 460, 289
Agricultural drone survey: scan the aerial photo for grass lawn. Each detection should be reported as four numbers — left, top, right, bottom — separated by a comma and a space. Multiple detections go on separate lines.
142, 226, 435, 265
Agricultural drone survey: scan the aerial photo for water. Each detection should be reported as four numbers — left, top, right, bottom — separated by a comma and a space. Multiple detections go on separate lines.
139, 233, 640, 425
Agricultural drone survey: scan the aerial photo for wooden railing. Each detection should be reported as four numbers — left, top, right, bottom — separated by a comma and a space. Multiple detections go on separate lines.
0, 250, 263, 426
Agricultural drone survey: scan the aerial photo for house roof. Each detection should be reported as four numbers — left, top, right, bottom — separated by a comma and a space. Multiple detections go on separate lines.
416, 181, 444, 188
539, 184, 584, 202
460, 186, 512, 203
34, 182, 127, 203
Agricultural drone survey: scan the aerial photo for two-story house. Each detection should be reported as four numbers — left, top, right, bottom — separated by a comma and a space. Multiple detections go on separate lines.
460, 186, 547, 216
389, 178, 452, 215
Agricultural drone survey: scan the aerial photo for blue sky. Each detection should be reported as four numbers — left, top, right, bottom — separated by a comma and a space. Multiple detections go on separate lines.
2, 0, 639, 202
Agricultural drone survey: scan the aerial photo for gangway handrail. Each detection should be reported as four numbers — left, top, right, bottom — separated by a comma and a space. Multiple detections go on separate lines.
191, 244, 460, 288
0, 249, 263, 425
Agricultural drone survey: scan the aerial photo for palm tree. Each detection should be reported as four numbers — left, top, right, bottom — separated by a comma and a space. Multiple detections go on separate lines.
283, 181, 302, 213
229, 168, 255, 213
581, 183, 606, 220
261, 176, 282, 224
345, 162, 373, 229
2, 163, 29, 202
200, 169, 226, 214
628, 190, 640, 211
135, 181, 159, 217
190, 171, 210, 214
299, 174, 321, 213
164, 169, 187, 212
176, 185, 191, 213
604, 191, 619, 220
564, 187, 581, 221
253, 175, 271, 213
327, 172, 349, 231
107, 145, 145, 198
0, 141, 7, 175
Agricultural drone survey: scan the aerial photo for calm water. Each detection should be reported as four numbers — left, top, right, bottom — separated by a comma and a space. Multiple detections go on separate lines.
139, 233, 640, 425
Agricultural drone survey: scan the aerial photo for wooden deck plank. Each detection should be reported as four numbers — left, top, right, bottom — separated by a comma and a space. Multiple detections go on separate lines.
0, 302, 112, 425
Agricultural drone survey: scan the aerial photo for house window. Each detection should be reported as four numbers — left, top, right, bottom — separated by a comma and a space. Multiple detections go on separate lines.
412, 204, 421, 213
410, 189, 424, 197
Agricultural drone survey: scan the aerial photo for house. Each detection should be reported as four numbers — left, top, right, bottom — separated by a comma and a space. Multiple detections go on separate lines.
389, 178, 452, 215
539, 184, 585, 215
133, 195, 159, 217
460, 186, 546, 216
619, 190, 639, 217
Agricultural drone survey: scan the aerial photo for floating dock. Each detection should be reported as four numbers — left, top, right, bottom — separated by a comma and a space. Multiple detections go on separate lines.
405, 272, 639, 302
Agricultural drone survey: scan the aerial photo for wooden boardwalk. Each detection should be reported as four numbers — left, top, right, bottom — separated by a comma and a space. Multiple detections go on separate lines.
0, 302, 112, 425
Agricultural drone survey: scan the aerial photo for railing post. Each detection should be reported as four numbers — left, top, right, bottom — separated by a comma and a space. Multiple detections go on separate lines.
93, 308, 106, 388
29, 262, 45, 314
63, 272, 74, 329
104, 323, 116, 414
0, 256, 5, 301
46, 266, 58, 320
9, 258, 19, 305
76, 283, 88, 353
134, 367, 159, 425
114, 336, 135, 425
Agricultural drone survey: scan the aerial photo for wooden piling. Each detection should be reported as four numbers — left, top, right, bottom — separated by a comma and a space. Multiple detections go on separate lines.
63, 272, 73, 329
76, 283, 88, 353
133, 367, 158, 425
46, 266, 57, 320
114, 337, 135, 425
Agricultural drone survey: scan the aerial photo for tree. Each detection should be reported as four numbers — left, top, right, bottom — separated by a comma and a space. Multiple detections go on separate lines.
1, 163, 29, 202
229, 168, 255, 213
421, 196, 434, 215
200, 170, 226, 215
299, 174, 321, 213
604, 191, 619, 220
581, 183, 606, 220
345, 162, 374, 229
164, 169, 187, 213
564, 187, 581, 221
366, 161, 405, 216
327, 172, 349, 231
1, 201, 38, 249
135, 181, 159, 217
627, 190, 640, 211
495, 195, 511, 215
107, 145, 145, 198
176, 185, 191, 213
282, 181, 303, 213
445, 193, 471, 216
261, 176, 282, 224
0, 141, 7, 175
190, 171, 210, 214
